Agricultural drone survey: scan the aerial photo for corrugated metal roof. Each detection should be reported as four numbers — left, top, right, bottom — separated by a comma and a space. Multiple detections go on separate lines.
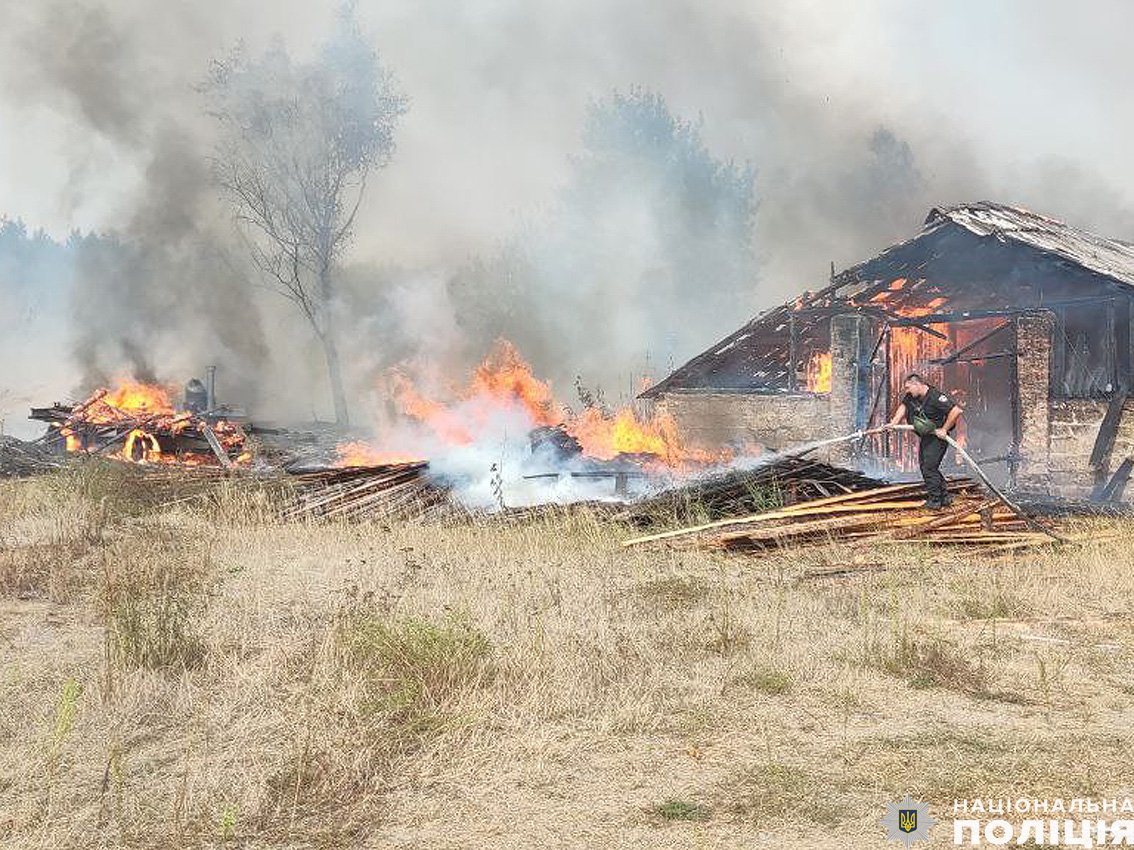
927, 201, 1134, 288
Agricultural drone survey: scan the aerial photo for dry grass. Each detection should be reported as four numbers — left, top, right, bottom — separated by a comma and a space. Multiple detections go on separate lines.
2, 468, 1134, 848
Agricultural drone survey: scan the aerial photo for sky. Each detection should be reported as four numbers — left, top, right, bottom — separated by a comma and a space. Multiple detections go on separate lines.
4, 0, 1133, 274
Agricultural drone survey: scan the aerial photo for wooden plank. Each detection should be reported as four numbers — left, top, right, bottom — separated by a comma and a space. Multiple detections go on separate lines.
202, 426, 235, 470
621, 483, 927, 546
1089, 391, 1129, 470
717, 512, 907, 545
887, 499, 1000, 539
929, 321, 1011, 366
1098, 457, 1134, 503
723, 519, 1034, 549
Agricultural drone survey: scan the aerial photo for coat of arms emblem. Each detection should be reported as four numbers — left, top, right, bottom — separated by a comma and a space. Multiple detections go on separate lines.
881, 796, 935, 847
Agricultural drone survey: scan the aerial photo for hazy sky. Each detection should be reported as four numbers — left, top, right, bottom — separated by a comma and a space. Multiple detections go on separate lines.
3, 0, 1133, 277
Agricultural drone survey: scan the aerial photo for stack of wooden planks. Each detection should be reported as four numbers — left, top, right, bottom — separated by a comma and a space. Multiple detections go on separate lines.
282, 462, 459, 522
0, 436, 63, 478
623, 479, 1067, 554
619, 456, 887, 527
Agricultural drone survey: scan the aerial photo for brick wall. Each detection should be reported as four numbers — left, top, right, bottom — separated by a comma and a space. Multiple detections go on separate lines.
652, 392, 831, 455
830, 314, 876, 464
1015, 312, 1054, 490
1048, 399, 1134, 497
1014, 310, 1134, 500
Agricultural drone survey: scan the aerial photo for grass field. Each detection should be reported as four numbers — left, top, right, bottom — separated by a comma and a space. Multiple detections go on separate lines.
3, 462, 1134, 848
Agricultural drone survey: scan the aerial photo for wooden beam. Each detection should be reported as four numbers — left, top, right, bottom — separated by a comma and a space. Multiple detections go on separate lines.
1107, 299, 1118, 391
202, 426, 236, 470
928, 320, 1012, 365
886, 499, 1000, 540
1096, 457, 1134, 503
1088, 391, 1129, 470
939, 351, 1016, 364
622, 479, 981, 547
788, 313, 799, 393
621, 483, 926, 546
874, 310, 949, 340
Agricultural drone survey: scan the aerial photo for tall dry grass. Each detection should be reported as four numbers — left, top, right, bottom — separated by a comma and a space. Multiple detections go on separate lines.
2, 466, 1134, 848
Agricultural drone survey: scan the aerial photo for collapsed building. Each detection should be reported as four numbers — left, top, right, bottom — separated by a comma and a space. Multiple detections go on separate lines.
640, 201, 1134, 500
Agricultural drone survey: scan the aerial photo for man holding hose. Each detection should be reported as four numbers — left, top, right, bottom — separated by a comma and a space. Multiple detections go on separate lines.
888, 373, 964, 509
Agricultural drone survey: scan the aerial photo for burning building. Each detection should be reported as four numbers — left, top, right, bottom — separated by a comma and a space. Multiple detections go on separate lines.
641, 201, 1134, 500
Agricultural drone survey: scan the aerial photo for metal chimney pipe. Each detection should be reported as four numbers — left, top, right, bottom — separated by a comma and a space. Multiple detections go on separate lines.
205, 365, 217, 411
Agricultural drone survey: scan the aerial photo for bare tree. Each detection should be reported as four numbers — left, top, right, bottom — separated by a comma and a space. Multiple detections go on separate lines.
203, 6, 407, 424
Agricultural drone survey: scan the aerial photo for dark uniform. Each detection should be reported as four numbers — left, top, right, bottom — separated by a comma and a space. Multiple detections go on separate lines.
902, 386, 957, 505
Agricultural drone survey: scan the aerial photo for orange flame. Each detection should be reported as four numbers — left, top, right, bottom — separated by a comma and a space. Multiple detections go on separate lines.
569, 407, 667, 460
334, 440, 424, 467
352, 338, 726, 468
59, 426, 81, 453
805, 351, 832, 393
470, 340, 561, 427
391, 373, 475, 445
567, 406, 724, 467
123, 428, 161, 463
859, 277, 948, 319
101, 381, 175, 416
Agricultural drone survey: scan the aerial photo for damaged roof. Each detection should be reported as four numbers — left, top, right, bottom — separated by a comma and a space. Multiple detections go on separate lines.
642, 201, 1134, 398
846, 201, 1134, 289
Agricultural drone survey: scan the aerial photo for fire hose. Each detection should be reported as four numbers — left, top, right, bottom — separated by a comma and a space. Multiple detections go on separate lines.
778, 423, 1065, 543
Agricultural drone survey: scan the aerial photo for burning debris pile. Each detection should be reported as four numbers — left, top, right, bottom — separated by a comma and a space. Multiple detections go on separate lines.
347, 340, 723, 467
314, 339, 733, 508
30, 382, 249, 468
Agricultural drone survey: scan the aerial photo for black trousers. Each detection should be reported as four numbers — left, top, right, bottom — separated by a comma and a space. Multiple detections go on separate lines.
918, 435, 949, 503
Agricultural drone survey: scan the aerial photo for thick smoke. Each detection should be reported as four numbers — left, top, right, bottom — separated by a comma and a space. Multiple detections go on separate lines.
1, 1, 271, 428
67, 128, 269, 395
2, 0, 1134, 435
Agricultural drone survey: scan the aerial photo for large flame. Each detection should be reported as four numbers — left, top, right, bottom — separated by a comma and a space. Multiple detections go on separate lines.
569, 407, 675, 461
386, 340, 563, 446
337, 338, 722, 468
470, 340, 561, 427
101, 381, 176, 417
391, 372, 476, 445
